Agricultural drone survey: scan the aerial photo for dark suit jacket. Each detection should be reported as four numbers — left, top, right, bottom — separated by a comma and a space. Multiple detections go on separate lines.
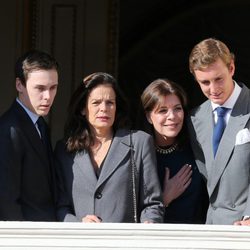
55, 129, 164, 223
188, 83, 250, 224
0, 101, 56, 221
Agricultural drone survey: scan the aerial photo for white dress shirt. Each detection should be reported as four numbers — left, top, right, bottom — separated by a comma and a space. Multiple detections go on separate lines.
211, 81, 242, 125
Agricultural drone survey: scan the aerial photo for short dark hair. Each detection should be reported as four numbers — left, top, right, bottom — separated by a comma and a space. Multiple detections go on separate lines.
65, 72, 130, 152
15, 50, 59, 86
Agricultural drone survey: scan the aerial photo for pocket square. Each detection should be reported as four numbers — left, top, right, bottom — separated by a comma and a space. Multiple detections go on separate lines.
235, 128, 250, 145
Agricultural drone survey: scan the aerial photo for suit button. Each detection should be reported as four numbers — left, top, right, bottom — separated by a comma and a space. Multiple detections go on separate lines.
232, 204, 236, 208
95, 192, 102, 199
211, 205, 216, 210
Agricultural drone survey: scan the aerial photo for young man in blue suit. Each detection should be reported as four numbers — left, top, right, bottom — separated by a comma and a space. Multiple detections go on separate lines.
0, 50, 59, 221
188, 38, 250, 225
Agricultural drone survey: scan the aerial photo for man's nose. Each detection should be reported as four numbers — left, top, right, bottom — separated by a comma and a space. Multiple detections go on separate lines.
43, 90, 50, 100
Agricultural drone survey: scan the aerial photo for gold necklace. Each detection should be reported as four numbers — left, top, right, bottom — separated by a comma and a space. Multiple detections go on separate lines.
155, 142, 178, 154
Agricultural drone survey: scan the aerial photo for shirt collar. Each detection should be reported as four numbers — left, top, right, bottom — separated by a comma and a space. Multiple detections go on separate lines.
211, 81, 241, 111
16, 98, 39, 124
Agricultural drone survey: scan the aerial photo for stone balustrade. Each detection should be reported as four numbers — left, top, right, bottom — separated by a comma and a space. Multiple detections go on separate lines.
0, 222, 249, 249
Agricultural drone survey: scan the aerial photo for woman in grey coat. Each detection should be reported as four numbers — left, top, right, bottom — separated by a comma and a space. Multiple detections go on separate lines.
54, 72, 164, 223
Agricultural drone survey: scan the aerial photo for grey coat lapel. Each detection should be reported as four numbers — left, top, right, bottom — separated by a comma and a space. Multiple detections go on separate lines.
96, 129, 130, 190
191, 101, 214, 177
74, 151, 98, 190
209, 85, 250, 195
73, 129, 131, 192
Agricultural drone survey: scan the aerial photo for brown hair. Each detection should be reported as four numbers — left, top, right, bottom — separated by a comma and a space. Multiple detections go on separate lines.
141, 78, 188, 145
15, 50, 59, 86
189, 38, 235, 75
141, 78, 187, 113
64, 72, 130, 152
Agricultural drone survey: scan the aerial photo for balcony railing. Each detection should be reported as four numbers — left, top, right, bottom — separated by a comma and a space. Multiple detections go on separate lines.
0, 222, 250, 249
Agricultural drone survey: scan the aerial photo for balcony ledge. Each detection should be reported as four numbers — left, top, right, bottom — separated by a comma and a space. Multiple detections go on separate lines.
0, 221, 249, 249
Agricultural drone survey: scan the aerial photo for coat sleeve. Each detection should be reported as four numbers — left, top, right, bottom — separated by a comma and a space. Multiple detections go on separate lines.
54, 141, 78, 222
135, 132, 164, 223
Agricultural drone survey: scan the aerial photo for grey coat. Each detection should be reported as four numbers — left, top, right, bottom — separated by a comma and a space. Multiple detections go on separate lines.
188, 83, 250, 224
54, 129, 164, 223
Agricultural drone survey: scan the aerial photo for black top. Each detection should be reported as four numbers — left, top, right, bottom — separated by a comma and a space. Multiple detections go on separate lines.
156, 143, 208, 224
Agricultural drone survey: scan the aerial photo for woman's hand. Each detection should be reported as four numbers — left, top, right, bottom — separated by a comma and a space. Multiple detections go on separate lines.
82, 215, 102, 223
234, 218, 250, 226
163, 164, 192, 206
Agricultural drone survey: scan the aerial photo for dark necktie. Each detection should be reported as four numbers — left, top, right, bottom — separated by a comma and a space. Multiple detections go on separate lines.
36, 116, 50, 153
213, 107, 228, 157
36, 117, 54, 195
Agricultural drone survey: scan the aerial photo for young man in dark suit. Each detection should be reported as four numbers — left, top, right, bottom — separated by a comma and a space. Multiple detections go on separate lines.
0, 50, 59, 221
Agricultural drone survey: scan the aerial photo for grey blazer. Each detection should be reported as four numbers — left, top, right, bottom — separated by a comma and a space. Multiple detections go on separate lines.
188, 83, 250, 224
54, 129, 164, 223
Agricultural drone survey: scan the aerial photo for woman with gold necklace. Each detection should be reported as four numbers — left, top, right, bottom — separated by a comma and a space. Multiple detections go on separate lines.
141, 78, 208, 223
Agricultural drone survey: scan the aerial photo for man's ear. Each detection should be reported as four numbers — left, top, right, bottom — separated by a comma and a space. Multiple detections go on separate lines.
16, 78, 24, 92
229, 60, 235, 76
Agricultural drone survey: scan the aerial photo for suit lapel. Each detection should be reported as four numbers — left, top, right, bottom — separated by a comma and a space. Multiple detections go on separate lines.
96, 129, 130, 190
13, 101, 50, 165
191, 101, 214, 177
209, 85, 250, 195
209, 114, 250, 193
73, 129, 131, 192
73, 151, 98, 190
